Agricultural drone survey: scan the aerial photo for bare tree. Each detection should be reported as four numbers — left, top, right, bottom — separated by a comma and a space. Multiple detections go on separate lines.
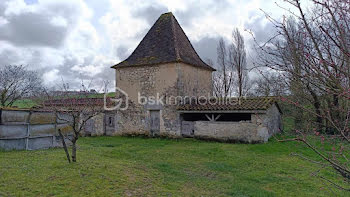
255, 0, 350, 190
214, 38, 234, 97
251, 71, 288, 96
0, 65, 43, 107
43, 83, 105, 163
229, 28, 249, 97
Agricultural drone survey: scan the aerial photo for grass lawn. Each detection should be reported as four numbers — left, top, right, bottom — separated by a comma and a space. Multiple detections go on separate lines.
0, 136, 347, 196
11, 99, 38, 108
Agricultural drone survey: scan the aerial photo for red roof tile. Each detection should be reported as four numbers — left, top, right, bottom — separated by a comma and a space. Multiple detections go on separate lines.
177, 97, 280, 112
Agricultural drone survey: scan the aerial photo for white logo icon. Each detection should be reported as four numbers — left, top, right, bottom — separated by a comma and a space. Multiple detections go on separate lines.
104, 87, 129, 111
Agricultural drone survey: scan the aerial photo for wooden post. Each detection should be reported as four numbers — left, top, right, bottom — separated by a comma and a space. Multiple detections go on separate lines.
205, 114, 213, 121
25, 123, 29, 150
58, 129, 71, 163
205, 114, 221, 122
214, 114, 221, 121
25, 111, 32, 150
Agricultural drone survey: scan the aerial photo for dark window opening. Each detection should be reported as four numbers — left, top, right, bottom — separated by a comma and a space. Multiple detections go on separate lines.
182, 113, 251, 122
108, 116, 114, 126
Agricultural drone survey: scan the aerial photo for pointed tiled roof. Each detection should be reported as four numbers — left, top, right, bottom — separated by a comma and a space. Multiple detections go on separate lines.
112, 12, 215, 71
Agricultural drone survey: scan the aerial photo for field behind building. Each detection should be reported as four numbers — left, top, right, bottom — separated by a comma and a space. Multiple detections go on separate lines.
0, 136, 347, 196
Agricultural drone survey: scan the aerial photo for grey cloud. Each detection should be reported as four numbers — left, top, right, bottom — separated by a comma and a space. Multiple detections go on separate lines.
133, 5, 168, 25
116, 46, 128, 60
116, 28, 149, 61
192, 36, 219, 68
0, 1, 10, 16
43, 2, 82, 25
0, 1, 114, 90
175, 0, 230, 27
54, 55, 114, 89
132, 0, 231, 29
0, 0, 84, 48
0, 48, 20, 66
93, 67, 115, 87
0, 12, 68, 47
244, 13, 277, 45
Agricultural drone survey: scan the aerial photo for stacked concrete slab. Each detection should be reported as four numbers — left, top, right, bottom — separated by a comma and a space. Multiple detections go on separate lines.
0, 108, 73, 150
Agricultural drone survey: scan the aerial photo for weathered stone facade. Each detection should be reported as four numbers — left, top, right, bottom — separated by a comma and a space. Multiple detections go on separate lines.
109, 12, 282, 142
114, 62, 213, 136
193, 104, 283, 143
80, 112, 117, 137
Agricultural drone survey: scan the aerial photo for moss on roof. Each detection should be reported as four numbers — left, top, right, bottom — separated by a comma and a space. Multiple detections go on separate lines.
177, 97, 282, 112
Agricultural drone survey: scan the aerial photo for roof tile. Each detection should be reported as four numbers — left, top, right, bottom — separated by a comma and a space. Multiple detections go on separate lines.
112, 12, 215, 71
177, 97, 280, 111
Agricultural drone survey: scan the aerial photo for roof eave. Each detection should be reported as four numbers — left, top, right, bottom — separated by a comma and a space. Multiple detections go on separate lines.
112, 60, 216, 71
177, 110, 267, 113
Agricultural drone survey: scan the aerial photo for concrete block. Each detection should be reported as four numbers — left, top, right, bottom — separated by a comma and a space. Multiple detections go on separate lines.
28, 137, 53, 150
57, 124, 73, 134
30, 124, 55, 136
0, 125, 27, 138
0, 139, 26, 150
1, 110, 30, 124
29, 112, 56, 124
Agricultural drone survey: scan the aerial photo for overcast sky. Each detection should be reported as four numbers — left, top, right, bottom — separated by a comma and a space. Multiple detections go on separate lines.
0, 0, 309, 91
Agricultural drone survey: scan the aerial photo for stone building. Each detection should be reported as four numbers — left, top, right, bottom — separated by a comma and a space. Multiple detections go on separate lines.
112, 12, 215, 137
111, 12, 282, 142
178, 97, 282, 143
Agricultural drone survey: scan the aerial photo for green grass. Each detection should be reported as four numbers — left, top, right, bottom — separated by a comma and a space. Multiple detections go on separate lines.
8, 92, 116, 109
0, 136, 348, 196
11, 99, 37, 108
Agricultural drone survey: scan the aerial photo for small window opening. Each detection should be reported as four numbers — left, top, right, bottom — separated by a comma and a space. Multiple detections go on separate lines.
108, 117, 113, 126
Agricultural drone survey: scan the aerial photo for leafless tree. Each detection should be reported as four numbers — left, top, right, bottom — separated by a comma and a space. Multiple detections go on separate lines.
213, 38, 234, 97
42, 82, 105, 163
0, 65, 43, 107
251, 71, 288, 96
254, 0, 350, 190
213, 30, 251, 97
229, 28, 249, 97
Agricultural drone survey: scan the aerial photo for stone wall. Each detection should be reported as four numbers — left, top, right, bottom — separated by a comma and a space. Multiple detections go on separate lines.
105, 112, 117, 136
193, 105, 282, 143
264, 104, 283, 136
176, 63, 213, 97
194, 120, 269, 143
115, 62, 213, 137
91, 113, 105, 136
0, 109, 73, 150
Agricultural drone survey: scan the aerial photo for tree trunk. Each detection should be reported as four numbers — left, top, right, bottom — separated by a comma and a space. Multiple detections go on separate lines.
58, 129, 71, 163
314, 101, 323, 131
291, 83, 303, 130
72, 141, 77, 162
332, 93, 340, 122
308, 87, 323, 131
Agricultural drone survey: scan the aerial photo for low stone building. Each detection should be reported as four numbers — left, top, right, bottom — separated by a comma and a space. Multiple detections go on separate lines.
110, 12, 283, 143
178, 97, 282, 143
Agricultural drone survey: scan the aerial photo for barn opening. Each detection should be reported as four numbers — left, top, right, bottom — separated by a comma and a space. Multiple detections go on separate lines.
181, 113, 251, 122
